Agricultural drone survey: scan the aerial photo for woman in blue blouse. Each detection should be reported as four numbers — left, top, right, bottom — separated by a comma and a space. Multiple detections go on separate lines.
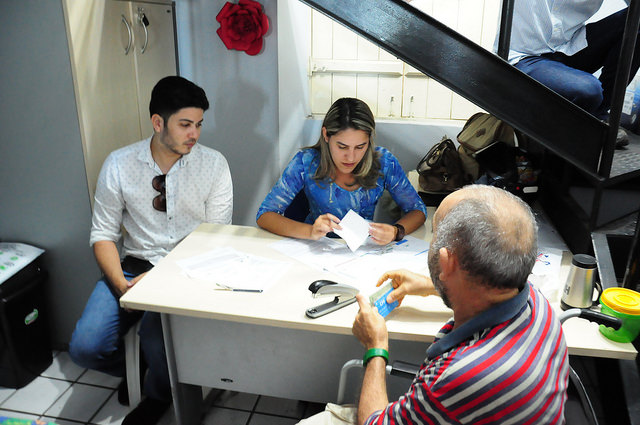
257, 98, 426, 245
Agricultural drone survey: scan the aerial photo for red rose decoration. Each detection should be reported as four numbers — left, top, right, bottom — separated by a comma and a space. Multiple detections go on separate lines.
216, 0, 269, 56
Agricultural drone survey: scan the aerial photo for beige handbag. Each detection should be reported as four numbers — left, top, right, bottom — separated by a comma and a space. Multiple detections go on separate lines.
456, 113, 515, 182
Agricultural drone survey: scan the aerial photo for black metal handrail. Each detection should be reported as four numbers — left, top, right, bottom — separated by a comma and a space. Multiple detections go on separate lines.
496, 0, 515, 60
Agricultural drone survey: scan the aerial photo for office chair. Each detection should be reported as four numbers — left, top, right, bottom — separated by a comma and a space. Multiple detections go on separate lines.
124, 321, 142, 409
284, 190, 310, 222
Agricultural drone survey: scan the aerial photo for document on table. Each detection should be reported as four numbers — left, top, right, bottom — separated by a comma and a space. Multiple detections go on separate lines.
333, 210, 370, 252
528, 247, 564, 302
176, 247, 289, 291
271, 235, 430, 295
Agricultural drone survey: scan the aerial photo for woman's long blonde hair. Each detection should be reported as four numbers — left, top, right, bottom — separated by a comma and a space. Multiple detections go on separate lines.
307, 98, 381, 189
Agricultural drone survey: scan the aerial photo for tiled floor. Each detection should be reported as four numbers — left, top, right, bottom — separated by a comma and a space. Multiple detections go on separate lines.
0, 351, 324, 425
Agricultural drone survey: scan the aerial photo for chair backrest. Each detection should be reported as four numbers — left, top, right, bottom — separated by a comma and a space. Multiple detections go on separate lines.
284, 190, 310, 222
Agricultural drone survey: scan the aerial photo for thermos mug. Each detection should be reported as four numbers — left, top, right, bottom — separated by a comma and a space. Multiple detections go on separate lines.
561, 254, 602, 310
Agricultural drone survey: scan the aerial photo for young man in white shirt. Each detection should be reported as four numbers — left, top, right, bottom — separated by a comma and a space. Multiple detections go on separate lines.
69, 76, 233, 425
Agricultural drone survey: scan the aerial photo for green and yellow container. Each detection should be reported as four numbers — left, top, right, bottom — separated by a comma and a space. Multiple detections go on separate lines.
599, 287, 640, 343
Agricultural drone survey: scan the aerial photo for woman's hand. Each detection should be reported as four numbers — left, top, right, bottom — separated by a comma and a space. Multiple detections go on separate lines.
310, 213, 342, 240
368, 222, 397, 245
376, 269, 436, 305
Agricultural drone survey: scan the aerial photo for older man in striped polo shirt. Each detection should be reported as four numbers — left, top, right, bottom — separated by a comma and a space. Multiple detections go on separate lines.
352, 185, 569, 425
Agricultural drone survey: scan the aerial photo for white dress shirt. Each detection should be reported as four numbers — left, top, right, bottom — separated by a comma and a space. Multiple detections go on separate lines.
504, 0, 629, 64
90, 137, 233, 264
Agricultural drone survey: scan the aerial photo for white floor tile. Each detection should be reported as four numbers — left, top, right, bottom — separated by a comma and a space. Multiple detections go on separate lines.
0, 376, 71, 414
249, 413, 299, 425
77, 369, 121, 388
92, 392, 128, 425
254, 395, 305, 418
0, 409, 40, 421
211, 391, 259, 410
41, 352, 85, 382
202, 406, 250, 425
0, 387, 16, 405
44, 383, 112, 422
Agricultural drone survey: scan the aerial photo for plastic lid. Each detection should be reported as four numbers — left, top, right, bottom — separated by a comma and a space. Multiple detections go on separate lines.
572, 254, 597, 269
601, 288, 640, 315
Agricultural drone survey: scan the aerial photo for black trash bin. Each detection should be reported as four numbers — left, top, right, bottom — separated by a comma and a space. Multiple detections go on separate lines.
0, 243, 52, 388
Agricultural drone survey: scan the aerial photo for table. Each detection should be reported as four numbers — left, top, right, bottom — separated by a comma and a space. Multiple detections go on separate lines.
119, 223, 637, 425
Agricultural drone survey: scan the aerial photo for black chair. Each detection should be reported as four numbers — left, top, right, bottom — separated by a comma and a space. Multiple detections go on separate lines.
284, 190, 310, 222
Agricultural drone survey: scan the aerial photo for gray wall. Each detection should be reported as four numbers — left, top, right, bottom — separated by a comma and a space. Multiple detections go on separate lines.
176, 0, 281, 226
0, 1, 99, 347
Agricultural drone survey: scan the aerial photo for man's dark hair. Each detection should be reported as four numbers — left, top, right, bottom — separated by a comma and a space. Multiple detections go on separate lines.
149, 76, 209, 122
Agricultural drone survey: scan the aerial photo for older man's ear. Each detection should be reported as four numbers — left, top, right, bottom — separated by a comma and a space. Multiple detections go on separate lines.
437, 247, 456, 280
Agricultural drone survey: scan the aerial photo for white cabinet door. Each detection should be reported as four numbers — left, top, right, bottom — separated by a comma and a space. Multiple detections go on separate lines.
130, 2, 178, 137
64, 0, 142, 200
63, 0, 177, 202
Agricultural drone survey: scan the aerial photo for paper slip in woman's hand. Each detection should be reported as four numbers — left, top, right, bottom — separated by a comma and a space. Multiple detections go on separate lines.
333, 210, 370, 251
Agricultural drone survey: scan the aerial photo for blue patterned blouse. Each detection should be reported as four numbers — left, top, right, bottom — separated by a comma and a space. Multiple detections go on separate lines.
256, 147, 427, 223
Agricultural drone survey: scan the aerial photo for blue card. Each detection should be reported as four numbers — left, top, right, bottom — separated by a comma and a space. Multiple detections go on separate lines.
369, 281, 399, 318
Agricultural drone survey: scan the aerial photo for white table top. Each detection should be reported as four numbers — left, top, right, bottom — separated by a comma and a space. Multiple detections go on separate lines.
120, 222, 637, 360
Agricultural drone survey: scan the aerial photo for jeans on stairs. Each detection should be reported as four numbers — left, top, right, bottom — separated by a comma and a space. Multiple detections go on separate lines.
515, 8, 640, 121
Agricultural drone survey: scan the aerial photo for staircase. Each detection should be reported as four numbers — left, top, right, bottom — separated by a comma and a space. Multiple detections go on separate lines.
300, 0, 640, 254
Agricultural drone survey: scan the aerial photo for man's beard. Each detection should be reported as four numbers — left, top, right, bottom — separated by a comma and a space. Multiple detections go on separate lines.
428, 248, 452, 309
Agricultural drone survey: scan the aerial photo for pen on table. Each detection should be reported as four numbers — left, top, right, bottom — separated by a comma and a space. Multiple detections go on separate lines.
215, 283, 263, 293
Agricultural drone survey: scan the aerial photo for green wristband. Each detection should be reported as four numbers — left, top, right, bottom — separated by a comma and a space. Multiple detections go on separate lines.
363, 348, 389, 366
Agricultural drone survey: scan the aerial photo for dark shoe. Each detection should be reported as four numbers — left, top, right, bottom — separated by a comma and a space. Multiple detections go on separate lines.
117, 378, 129, 406
122, 397, 170, 425
617, 127, 630, 148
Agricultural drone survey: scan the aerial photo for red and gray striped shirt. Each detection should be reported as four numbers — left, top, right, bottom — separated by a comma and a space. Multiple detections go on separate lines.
365, 283, 569, 425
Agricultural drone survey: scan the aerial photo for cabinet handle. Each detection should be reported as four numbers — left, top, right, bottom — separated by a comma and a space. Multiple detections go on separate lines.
138, 8, 149, 54
121, 15, 133, 55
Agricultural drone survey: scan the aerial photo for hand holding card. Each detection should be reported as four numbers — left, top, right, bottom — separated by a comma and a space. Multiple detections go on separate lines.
369, 280, 399, 318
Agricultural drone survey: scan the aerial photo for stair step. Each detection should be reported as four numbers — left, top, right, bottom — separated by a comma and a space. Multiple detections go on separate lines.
611, 132, 640, 180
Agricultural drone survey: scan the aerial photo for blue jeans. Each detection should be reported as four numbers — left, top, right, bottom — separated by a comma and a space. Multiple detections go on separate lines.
515, 9, 640, 120
68, 273, 171, 402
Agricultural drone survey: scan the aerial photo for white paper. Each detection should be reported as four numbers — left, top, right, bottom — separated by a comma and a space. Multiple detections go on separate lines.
333, 210, 371, 252
176, 248, 289, 291
271, 235, 430, 295
528, 247, 564, 302
0, 243, 45, 285
330, 236, 430, 294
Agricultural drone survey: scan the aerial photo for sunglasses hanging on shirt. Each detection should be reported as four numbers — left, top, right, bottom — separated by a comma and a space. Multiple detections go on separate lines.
152, 174, 166, 212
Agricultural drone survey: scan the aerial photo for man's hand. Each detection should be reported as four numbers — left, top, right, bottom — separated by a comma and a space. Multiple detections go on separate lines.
368, 222, 396, 245
376, 269, 436, 306
111, 271, 148, 299
352, 294, 388, 351
126, 271, 148, 290
310, 213, 341, 240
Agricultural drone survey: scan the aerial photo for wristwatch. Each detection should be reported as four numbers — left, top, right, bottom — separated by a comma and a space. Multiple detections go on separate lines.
393, 223, 405, 241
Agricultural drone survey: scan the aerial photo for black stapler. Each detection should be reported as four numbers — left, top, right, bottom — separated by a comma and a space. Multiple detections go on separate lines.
306, 279, 359, 318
